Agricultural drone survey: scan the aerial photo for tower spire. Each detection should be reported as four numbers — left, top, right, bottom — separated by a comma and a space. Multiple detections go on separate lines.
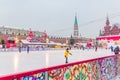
74, 13, 78, 25
74, 13, 79, 38
106, 15, 110, 26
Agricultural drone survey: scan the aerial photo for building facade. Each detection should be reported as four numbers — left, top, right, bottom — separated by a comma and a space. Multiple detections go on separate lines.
100, 16, 120, 36
0, 18, 91, 45
0, 26, 44, 43
0, 26, 43, 37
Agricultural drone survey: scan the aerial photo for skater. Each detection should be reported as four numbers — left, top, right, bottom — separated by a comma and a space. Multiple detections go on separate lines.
95, 45, 98, 52
26, 45, 30, 53
114, 46, 119, 54
64, 48, 72, 63
18, 46, 21, 53
18, 41, 22, 53
110, 45, 114, 52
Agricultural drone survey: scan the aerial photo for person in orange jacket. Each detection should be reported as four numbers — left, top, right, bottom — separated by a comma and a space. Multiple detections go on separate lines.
64, 48, 72, 63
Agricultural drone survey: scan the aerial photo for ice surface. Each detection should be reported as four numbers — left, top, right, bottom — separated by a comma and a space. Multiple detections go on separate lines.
0, 48, 114, 77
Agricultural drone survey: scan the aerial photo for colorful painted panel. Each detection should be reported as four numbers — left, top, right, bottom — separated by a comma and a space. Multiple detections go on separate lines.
116, 56, 120, 75
89, 61, 100, 80
48, 56, 119, 80
48, 61, 100, 80
12, 72, 45, 80
21, 72, 45, 80
99, 56, 117, 80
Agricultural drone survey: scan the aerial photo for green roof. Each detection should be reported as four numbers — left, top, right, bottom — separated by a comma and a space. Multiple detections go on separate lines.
74, 16, 78, 25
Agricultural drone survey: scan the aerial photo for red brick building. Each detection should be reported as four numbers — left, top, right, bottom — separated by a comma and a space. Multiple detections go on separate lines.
100, 16, 120, 36
0, 15, 92, 46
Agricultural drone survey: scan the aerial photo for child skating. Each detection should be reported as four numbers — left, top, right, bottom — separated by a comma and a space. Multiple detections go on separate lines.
64, 48, 72, 63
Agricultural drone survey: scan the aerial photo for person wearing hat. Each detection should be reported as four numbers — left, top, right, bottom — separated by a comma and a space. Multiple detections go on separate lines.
64, 48, 72, 63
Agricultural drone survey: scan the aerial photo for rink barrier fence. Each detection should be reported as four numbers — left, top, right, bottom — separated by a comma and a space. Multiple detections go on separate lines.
0, 47, 49, 52
0, 54, 120, 80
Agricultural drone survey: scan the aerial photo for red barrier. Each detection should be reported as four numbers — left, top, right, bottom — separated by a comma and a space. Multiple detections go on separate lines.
0, 54, 119, 80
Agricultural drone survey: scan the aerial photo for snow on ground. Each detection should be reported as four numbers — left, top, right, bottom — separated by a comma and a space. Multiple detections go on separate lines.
0, 48, 114, 77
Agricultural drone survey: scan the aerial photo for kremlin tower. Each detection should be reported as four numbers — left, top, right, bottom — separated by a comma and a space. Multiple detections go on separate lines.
74, 15, 79, 38
102, 16, 111, 36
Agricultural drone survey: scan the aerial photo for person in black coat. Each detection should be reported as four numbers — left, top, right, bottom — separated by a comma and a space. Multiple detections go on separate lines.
26, 45, 30, 53
114, 46, 119, 54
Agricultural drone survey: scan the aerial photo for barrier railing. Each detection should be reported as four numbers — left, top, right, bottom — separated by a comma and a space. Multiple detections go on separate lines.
0, 47, 49, 52
0, 54, 120, 80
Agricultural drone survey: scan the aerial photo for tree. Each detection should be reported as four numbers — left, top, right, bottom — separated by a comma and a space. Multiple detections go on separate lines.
12, 32, 14, 35
69, 35, 75, 45
1, 40, 5, 48
1, 39, 5, 44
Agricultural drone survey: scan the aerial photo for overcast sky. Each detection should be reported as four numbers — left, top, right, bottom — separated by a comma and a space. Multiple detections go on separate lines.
0, 0, 120, 38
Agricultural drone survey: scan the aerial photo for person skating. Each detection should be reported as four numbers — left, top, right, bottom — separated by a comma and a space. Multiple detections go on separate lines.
26, 45, 30, 53
18, 41, 22, 53
64, 48, 72, 63
114, 46, 119, 54
95, 45, 98, 52
110, 45, 114, 52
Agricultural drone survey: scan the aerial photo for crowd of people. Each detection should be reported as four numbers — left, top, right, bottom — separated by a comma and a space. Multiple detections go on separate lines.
109, 45, 120, 54
1, 40, 120, 63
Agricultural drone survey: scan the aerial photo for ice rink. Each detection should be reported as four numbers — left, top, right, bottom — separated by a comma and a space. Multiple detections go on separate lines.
0, 48, 114, 77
